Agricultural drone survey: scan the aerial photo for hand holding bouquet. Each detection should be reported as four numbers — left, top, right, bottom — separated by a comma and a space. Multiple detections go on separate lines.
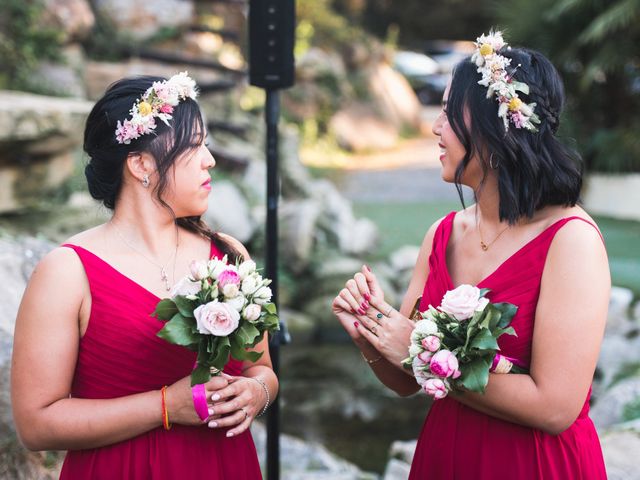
152, 256, 279, 385
404, 284, 526, 399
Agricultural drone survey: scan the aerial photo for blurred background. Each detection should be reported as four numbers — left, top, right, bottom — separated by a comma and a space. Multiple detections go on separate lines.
1, 0, 639, 479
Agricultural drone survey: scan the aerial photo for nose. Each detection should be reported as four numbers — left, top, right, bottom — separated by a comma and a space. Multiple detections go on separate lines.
432, 110, 445, 137
204, 148, 216, 169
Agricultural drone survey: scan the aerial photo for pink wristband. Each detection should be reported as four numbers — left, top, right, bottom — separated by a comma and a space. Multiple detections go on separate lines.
192, 384, 209, 421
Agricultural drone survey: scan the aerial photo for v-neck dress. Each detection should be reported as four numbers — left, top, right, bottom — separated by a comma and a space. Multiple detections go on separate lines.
408, 212, 607, 479
59, 242, 262, 480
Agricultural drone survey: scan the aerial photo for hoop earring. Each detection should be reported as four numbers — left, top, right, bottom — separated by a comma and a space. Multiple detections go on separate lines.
489, 153, 499, 170
142, 174, 150, 188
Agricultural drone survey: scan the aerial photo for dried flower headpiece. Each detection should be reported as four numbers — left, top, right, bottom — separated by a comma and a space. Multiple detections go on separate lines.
471, 31, 540, 132
115, 71, 199, 145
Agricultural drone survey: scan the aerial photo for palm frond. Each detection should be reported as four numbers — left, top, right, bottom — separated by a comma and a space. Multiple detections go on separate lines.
578, 0, 640, 44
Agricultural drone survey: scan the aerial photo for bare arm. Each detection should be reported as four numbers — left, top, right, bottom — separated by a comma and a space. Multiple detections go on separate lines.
11, 247, 226, 451
449, 221, 610, 434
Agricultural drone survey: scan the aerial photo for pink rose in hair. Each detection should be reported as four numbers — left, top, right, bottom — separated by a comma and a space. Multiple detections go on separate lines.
423, 378, 448, 399
429, 350, 461, 379
194, 301, 240, 336
160, 104, 174, 114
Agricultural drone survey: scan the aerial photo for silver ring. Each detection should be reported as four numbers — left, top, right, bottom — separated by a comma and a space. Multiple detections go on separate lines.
370, 325, 377, 334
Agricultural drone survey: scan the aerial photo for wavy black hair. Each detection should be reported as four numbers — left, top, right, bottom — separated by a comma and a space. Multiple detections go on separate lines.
83, 75, 240, 261
447, 47, 583, 224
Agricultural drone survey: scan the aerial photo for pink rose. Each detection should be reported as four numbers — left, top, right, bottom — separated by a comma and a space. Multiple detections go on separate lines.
194, 301, 240, 336
218, 270, 241, 288
429, 350, 461, 379
418, 351, 433, 364
160, 104, 174, 114
423, 378, 448, 399
421, 335, 441, 352
439, 284, 483, 321
242, 303, 261, 322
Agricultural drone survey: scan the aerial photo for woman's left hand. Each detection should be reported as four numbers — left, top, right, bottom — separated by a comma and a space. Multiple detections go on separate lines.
354, 267, 416, 368
206, 374, 266, 437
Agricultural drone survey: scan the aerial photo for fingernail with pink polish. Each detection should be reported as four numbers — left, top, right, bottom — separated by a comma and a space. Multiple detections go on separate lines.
211, 393, 221, 401
208, 408, 214, 416
354, 322, 359, 328
208, 421, 218, 428
226, 432, 235, 437
364, 293, 371, 301
364, 265, 371, 272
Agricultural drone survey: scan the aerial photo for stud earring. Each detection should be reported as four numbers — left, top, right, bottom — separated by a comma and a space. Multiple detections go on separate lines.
142, 174, 150, 188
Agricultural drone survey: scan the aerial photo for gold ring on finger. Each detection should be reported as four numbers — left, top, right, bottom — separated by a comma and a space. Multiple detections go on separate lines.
240, 407, 248, 420
371, 325, 377, 334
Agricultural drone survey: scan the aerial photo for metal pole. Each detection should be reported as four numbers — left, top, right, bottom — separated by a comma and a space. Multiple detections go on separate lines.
265, 88, 288, 480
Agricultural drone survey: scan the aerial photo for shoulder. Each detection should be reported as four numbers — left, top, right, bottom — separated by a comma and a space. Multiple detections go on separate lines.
217, 232, 251, 260
548, 206, 603, 252
63, 224, 109, 251
418, 211, 457, 257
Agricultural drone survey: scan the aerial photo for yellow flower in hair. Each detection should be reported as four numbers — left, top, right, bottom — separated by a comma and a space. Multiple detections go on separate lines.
508, 97, 522, 111
138, 101, 153, 116
480, 43, 493, 56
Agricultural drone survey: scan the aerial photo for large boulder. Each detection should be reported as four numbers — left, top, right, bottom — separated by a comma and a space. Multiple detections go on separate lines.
329, 104, 398, 153
591, 376, 640, 429
41, 0, 95, 43
0, 91, 93, 212
203, 180, 254, 243
600, 427, 640, 480
92, 0, 195, 41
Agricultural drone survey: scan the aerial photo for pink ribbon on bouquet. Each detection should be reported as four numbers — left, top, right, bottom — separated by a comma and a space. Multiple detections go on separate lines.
192, 384, 210, 421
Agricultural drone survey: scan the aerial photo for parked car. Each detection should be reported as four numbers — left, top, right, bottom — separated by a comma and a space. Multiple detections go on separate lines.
392, 50, 448, 105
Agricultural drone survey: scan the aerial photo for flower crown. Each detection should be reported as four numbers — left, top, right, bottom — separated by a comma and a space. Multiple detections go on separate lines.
115, 71, 199, 145
470, 31, 540, 132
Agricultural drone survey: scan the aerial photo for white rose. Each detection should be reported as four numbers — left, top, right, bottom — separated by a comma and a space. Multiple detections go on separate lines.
241, 276, 259, 296
242, 303, 261, 322
476, 297, 490, 313
439, 284, 483, 321
194, 301, 239, 336
226, 294, 247, 312
414, 319, 438, 336
208, 259, 225, 279
253, 286, 272, 305
189, 260, 208, 281
409, 343, 422, 357
170, 276, 201, 298
223, 283, 240, 299
238, 260, 257, 280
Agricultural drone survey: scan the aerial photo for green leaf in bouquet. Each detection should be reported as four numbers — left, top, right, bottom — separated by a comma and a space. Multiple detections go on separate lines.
157, 313, 199, 348
191, 364, 211, 386
236, 322, 261, 346
152, 299, 178, 321
209, 336, 231, 372
495, 326, 517, 338
458, 356, 492, 393
174, 296, 196, 318
493, 302, 518, 327
469, 328, 499, 351
479, 288, 491, 297
263, 302, 278, 315
230, 335, 263, 362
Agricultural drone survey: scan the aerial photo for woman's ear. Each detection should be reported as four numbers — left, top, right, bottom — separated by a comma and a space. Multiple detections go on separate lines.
125, 152, 155, 184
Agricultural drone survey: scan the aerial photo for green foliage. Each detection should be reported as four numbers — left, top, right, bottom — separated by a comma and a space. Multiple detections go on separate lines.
496, 0, 640, 172
0, 0, 64, 90
622, 395, 640, 422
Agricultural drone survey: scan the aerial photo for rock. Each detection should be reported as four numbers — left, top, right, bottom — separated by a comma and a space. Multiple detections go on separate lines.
388, 440, 417, 464
608, 287, 634, 331
296, 48, 347, 83
383, 459, 411, 480
591, 376, 640, 428
389, 246, 420, 273
330, 104, 398, 153
203, 180, 254, 243
280, 309, 315, 344
41, 0, 95, 43
93, 0, 195, 41
251, 422, 378, 480
368, 63, 422, 132
241, 160, 267, 204
600, 428, 640, 480
595, 325, 640, 391
32, 44, 87, 98
280, 200, 322, 272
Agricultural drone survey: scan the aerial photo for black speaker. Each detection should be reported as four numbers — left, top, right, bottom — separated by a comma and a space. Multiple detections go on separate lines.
248, 0, 295, 89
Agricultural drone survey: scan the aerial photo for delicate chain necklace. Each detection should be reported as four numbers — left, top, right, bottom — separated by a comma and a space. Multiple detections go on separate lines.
478, 219, 510, 251
110, 221, 179, 291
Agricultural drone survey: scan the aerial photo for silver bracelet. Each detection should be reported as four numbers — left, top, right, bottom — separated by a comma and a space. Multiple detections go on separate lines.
251, 377, 270, 417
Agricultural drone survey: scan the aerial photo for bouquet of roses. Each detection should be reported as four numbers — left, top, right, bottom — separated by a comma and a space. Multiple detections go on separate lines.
403, 284, 526, 399
152, 255, 279, 385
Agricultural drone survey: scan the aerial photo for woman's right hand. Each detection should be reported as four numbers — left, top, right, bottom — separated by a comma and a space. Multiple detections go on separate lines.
332, 268, 374, 345
166, 375, 230, 426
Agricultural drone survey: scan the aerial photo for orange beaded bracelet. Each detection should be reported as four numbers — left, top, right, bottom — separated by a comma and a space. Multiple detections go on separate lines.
161, 386, 172, 430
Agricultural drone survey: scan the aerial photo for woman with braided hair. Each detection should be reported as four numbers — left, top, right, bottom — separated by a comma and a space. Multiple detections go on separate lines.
334, 32, 608, 478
